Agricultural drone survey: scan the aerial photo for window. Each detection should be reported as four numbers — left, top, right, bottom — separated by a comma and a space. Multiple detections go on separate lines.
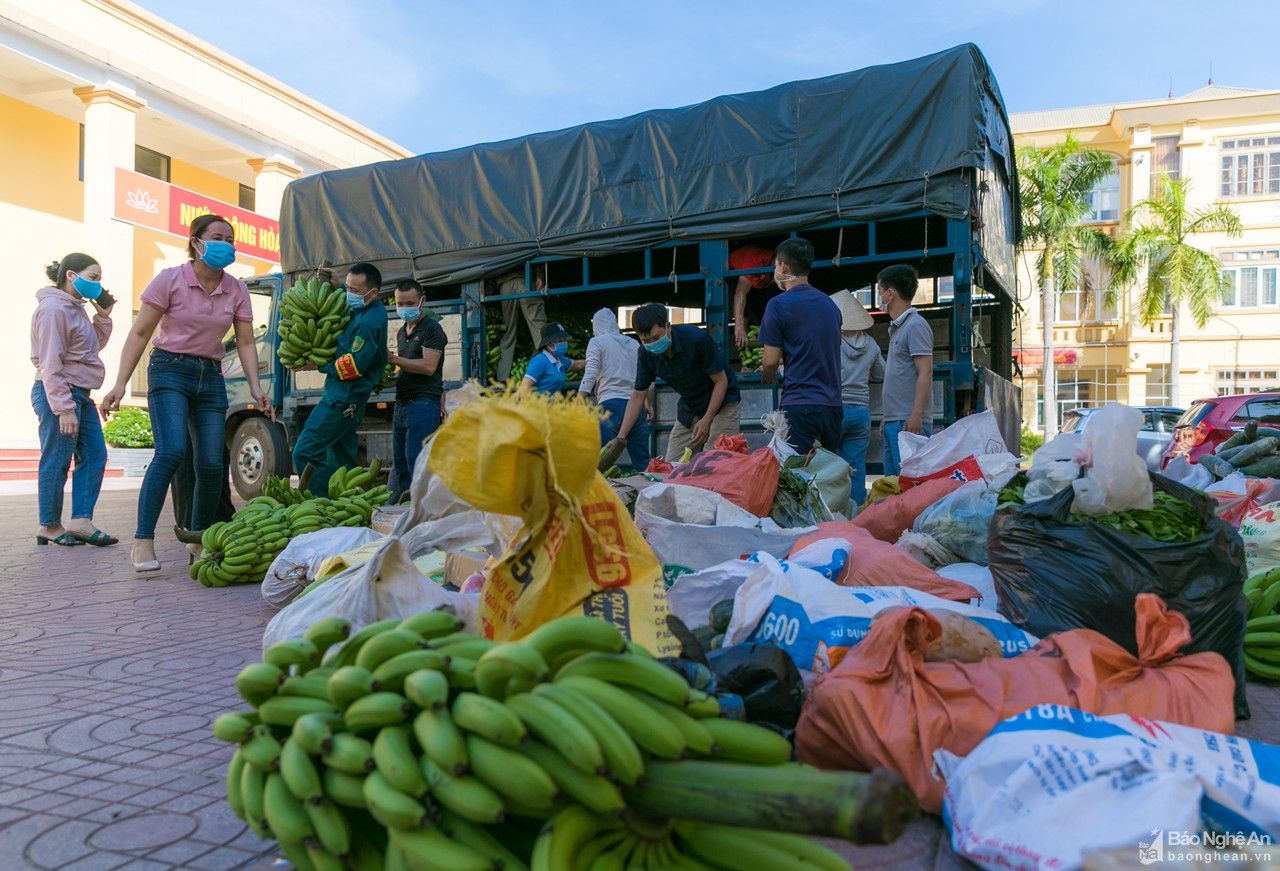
1036, 367, 1123, 427
1214, 369, 1280, 396
1146, 364, 1172, 406
1241, 398, 1280, 424
935, 276, 954, 303
1220, 136, 1280, 198
1151, 136, 1181, 195
1159, 411, 1182, 431
135, 145, 170, 182
239, 184, 256, 211
1055, 259, 1116, 322
1220, 251, 1280, 309
1085, 158, 1121, 222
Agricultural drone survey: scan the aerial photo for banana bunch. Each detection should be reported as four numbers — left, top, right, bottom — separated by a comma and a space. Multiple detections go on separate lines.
191, 485, 389, 588
279, 277, 350, 370
1244, 567, 1280, 679
328, 460, 390, 503
378, 363, 398, 392
264, 475, 314, 506
214, 612, 915, 869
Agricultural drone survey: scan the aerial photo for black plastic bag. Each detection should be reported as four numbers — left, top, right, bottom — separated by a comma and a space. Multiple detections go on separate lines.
705, 643, 804, 731
988, 472, 1249, 719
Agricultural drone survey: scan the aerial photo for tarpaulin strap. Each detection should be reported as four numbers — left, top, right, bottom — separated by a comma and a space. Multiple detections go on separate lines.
666, 214, 678, 293
922, 173, 930, 258
832, 189, 845, 267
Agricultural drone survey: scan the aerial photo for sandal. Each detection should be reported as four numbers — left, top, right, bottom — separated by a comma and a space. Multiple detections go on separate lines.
67, 530, 119, 547
36, 533, 82, 546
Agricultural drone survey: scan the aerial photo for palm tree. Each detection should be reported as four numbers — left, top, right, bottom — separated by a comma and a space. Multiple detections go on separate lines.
1017, 135, 1115, 437
1109, 177, 1242, 407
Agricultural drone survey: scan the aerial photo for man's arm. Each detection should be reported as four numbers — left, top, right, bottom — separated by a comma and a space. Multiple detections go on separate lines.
394, 348, 442, 376
689, 370, 729, 447
611, 389, 650, 443
733, 277, 752, 348
906, 355, 933, 434
761, 346, 782, 385
332, 316, 386, 382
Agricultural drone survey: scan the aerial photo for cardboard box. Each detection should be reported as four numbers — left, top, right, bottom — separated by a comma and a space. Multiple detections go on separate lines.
371, 506, 409, 535
444, 550, 488, 587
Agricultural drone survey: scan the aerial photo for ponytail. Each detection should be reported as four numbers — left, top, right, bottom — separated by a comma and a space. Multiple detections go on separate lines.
46, 253, 99, 290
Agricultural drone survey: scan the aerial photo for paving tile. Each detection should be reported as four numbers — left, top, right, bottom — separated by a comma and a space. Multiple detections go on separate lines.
145, 839, 210, 865
185, 846, 261, 871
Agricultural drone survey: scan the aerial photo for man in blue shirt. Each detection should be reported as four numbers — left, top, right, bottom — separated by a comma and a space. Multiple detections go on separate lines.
759, 238, 843, 455
609, 303, 740, 461
291, 262, 389, 498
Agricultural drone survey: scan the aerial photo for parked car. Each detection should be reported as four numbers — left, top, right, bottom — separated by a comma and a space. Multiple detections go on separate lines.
1061, 406, 1185, 472
1161, 393, 1280, 469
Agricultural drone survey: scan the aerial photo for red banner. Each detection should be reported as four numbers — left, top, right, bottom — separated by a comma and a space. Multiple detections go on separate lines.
1014, 348, 1078, 366
114, 167, 280, 263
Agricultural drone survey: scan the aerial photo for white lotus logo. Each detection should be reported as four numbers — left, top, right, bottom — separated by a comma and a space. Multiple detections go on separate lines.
125, 189, 160, 213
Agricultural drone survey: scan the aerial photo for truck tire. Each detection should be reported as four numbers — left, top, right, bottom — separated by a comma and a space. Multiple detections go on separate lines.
231, 416, 289, 500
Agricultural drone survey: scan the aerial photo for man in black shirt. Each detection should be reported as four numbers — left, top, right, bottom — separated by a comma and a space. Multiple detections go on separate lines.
388, 280, 447, 499
609, 303, 741, 462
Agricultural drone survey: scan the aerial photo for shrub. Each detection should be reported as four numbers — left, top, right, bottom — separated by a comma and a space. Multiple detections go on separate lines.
1019, 427, 1044, 458
103, 406, 154, 448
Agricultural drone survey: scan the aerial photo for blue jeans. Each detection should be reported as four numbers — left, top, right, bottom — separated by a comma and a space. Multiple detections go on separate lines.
881, 418, 933, 478
599, 398, 650, 471
782, 405, 843, 456
31, 382, 108, 526
391, 397, 442, 496
137, 351, 228, 538
838, 404, 872, 505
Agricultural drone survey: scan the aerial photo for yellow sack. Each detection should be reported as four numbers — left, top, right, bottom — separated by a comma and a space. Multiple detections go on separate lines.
429, 389, 677, 655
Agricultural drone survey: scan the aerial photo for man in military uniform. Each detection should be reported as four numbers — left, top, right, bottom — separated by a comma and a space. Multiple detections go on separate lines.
291, 262, 389, 498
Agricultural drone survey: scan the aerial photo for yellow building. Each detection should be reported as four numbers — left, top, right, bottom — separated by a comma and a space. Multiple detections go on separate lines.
0, 0, 410, 448
1011, 84, 1280, 427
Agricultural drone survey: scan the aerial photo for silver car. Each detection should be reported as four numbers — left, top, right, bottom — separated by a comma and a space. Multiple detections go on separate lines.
1060, 406, 1185, 472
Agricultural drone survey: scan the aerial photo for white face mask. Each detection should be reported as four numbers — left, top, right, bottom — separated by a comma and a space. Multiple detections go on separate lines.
774, 270, 794, 288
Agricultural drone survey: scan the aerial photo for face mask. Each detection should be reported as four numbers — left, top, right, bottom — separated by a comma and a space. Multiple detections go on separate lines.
644, 334, 672, 355
346, 291, 367, 309
774, 271, 794, 288
197, 239, 237, 269
70, 274, 103, 300
553, 342, 568, 355
396, 306, 421, 322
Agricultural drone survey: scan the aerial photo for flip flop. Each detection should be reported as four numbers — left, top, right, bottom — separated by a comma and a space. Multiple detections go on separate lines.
67, 530, 119, 547
36, 533, 83, 546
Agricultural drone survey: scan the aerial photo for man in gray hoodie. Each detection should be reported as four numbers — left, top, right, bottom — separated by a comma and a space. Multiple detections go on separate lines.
579, 308, 651, 470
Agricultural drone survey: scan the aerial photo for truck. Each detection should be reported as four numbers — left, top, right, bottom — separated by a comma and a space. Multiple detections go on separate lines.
220, 43, 1021, 498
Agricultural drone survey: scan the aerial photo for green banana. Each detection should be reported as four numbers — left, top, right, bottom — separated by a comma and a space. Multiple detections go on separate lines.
533, 683, 645, 786
344, 692, 413, 733
235, 662, 286, 706
327, 665, 380, 711
388, 825, 495, 871
534, 804, 607, 871
291, 711, 341, 756
373, 725, 429, 798
240, 760, 270, 837
363, 770, 432, 831
437, 811, 531, 871
304, 797, 352, 858
371, 649, 452, 693
330, 619, 401, 668
355, 629, 429, 672
279, 737, 324, 804
475, 643, 551, 699
556, 651, 692, 707
465, 735, 559, 810
518, 740, 624, 815
322, 733, 375, 775
280, 674, 332, 701
413, 708, 469, 776
452, 692, 527, 747
555, 675, 686, 759
211, 711, 258, 744
304, 616, 353, 658
403, 669, 451, 711
225, 748, 247, 819
258, 695, 340, 728
525, 616, 627, 670
420, 755, 506, 824
322, 766, 368, 809
504, 691, 604, 774
241, 724, 283, 771
264, 771, 314, 843
675, 820, 841, 871
700, 717, 792, 765
686, 689, 721, 719
627, 689, 716, 755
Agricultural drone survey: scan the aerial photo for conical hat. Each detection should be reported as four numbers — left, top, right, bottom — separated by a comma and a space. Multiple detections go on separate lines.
830, 289, 874, 331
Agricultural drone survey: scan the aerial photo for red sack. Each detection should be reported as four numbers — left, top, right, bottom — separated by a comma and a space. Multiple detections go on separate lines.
899, 456, 984, 491
793, 523, 979, 602
795, 594, 1235, 813
665, 448, 780, 517
1212, 477, 1280, 528
850, 477, 965, 543
712, 433, 749, 454
645, 458, 674, 474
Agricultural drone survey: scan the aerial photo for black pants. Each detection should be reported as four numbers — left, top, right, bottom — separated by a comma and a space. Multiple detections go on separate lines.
782, 405, 843, 456
172, 442, 236, 528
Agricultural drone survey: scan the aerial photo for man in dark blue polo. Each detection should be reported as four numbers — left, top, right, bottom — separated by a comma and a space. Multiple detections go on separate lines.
608, 303, 740, 461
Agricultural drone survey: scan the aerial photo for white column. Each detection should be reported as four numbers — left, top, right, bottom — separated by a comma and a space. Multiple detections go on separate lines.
74, 85, 142, 399
247, 157, 302, 221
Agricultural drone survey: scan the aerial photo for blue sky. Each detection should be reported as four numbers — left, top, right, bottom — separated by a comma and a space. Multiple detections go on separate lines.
140, 0, 1279, 156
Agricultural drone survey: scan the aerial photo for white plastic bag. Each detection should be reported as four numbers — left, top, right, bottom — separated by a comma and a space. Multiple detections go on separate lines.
912, 479, 998, 565
262, 527, 385, 609
1025, 431, 1084, 502
723, 548, 1038, 673
1071, 403, 1154, 516
262, 537, 474, 653
667, 560, 758, 632
937, 563, 997, 609
1241, 500, 1280, 577
1163, 455, 1215, 491
897, 410, 1018, 488
761, 410, 799, 465
936, 706, 1280, 871
633, 483, 814, 584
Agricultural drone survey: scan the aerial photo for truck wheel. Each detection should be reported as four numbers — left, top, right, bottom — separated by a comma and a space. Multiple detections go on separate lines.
231, 416, 289, 500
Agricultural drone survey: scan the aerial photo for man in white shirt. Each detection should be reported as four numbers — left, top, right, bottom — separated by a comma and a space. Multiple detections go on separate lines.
579, 308, 651, 469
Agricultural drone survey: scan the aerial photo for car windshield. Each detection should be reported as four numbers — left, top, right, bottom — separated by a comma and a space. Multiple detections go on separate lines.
1175, 401, 1217, 428
1061, 411, 1085, 432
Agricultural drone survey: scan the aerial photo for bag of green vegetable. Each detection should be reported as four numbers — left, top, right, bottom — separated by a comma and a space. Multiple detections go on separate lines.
988, 471, 1250, 719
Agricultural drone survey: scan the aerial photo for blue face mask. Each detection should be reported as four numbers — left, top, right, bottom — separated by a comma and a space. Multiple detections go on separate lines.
644, 333, 672, 355
553, 342, 568, 356
70, 274, 103, 300
396, 306, 421, 322
346, 291, 367, 309
197, 239, 236, 270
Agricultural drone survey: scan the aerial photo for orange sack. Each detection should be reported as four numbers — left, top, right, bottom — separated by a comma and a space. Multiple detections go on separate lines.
792, 524, 979, 602
848, 477, 966, 543
794, 593, 1235, 814
665, 448, 780, 517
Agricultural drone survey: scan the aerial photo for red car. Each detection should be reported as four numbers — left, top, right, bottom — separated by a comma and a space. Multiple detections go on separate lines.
1161, 392, 1280, 468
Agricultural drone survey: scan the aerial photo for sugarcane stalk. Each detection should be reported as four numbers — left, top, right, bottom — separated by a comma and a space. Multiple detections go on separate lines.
624, 761, 917, 844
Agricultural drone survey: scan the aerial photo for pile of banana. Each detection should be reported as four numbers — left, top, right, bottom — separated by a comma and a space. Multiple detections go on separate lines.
1244, 567, 1280, 679
192, 478, 391, 588
263, 475, 315, 507
279, 277, 350, 370
328, 462, 390, 502
214, 613, 916, 870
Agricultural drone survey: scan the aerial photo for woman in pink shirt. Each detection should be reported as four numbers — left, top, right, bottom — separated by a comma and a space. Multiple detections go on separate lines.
101, 215, 271, 573
30, 253, 117, 547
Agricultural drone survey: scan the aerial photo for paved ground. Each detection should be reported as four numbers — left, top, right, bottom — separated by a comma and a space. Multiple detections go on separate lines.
0, 487, 1277, 870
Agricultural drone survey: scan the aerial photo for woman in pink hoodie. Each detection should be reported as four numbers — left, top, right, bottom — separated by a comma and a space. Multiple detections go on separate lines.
30, 254, 116, 547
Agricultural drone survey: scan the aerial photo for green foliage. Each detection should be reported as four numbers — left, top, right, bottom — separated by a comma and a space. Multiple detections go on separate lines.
102, 406, 154, 448
1019, 427, 1044, 457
